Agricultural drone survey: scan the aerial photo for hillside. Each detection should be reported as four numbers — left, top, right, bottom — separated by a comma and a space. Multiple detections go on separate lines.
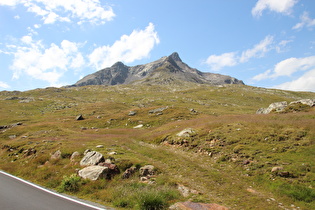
0, 83, 315, 209
71, 52, 244, 87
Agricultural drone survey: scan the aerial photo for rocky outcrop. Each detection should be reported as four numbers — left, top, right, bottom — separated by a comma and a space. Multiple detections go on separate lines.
289, 99, 315, 107
70, 52, 244, 87
256, 101, 287, 114
169, 202, 228, 210
80, 151, 104, 166
78, 166, 109, 181
256, 99, 315, 114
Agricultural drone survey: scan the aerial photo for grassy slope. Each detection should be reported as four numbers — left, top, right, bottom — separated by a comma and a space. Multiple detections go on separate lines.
0, 84, 315, 209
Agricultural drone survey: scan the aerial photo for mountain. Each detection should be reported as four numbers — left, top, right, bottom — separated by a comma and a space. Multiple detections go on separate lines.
71, 52, 244, 87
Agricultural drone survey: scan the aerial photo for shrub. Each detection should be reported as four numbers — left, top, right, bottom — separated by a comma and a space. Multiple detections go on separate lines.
138, 191, 167, 210
58, 174, 82, 193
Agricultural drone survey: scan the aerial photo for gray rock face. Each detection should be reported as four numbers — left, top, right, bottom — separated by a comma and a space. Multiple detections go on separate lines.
80, 151, 104, 166
78, 166, 109, 181
71, 52, 244, 87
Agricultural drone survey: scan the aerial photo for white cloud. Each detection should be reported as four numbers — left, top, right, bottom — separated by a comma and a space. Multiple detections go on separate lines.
10, 37, 85, 86
240, 35, 274, 63
252, 56, 315, 91
205, 52, 238, 71
205, 35, 275, 70
274, 69, 315, 92
252, 69, 272, 81
275, 39, 292, 53
0, 0, 115, 25
292, 11, 315, 30
0, 0, 21, 6
89, 23, 160, 69
252, 0, 298, 17
0, 81, 10, 89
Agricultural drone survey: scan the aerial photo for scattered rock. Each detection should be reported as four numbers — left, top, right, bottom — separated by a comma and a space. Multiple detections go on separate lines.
96, 145, 104, 148
271, 166, 283, 172
51, 150, 62, 160
9, 135, 17, 139
70, 151, 80, 161
122, 166, 136, 179
80, 151, 104, 166
169, 202, 228, 210
148, 107, 168, 114
128, 111, 137, 116
23, 148, 36, 157
133, 124, 143, 129
0, 122, 22, 130
84, 149, 91, 155
78, 166, 109, 181
177, 184, 200, 197
176, 128, 196, 138
76, 114, 84, 120
98, 162, 120, 178
278, 171, 292, 178
108, 151, 117, 155
139, 165, 155, 177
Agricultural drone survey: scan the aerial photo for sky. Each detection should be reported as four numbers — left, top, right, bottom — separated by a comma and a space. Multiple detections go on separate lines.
0, 0, 315, 92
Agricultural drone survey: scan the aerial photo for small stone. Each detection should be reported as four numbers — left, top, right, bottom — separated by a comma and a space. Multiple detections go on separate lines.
128, 111, 137, 116
76, 114, 84, 120
96, 145, 104, 148
133, 124, 143, 129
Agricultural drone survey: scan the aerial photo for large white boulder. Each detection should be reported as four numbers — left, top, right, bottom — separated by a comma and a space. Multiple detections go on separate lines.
78, 166, 109, 181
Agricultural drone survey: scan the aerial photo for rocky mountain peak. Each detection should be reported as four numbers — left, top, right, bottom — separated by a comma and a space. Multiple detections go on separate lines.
71, 52, 244, 87
168, 52, 182, 62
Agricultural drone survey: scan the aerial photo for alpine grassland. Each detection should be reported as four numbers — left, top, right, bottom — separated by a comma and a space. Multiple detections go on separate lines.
1, 83, 315, 209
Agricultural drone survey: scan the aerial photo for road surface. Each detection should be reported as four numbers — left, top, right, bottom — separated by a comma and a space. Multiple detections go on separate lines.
0, 171, 109, 210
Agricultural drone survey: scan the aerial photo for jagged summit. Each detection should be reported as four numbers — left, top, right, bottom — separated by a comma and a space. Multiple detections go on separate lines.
71, 52, 244, 87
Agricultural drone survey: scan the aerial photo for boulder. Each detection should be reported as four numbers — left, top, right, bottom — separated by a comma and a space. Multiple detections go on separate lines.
122, 167, 136, 179
70, 151, 80, 161
128, 111, 137, 116
98, 162, 120, 178
176, 128, 196, 137
80, 151, 104, 166
139, 165, 155, 176
148, 107, 168, 114
78, 166, 109, 181
51, 150, 62, 160
133, 124, 144, 129
271, 166, 283, 172
256, 101, 287, 114
76, 114, 84, 120
289, 99, 315, 107
169, 202, 228, 210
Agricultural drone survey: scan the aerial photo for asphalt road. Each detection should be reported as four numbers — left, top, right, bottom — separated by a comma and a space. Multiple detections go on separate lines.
0, 171, 108, 210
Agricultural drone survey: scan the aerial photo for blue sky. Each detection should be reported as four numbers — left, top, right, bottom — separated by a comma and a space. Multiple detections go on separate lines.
0, 0, 315, 92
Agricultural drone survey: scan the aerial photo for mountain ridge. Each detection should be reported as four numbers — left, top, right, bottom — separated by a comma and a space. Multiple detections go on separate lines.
71, 52, 244, 87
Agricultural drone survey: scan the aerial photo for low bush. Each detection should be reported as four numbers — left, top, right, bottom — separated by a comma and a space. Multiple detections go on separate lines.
58, 174, 82, 193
